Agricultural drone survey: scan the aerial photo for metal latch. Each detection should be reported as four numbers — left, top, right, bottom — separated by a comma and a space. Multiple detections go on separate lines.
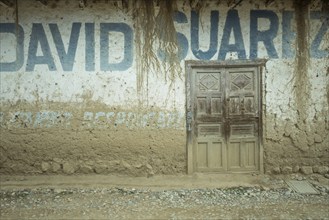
187, 111, 193, 131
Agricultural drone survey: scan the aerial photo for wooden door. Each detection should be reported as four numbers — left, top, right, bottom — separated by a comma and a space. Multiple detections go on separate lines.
187, 62, 262, 173
226, 68, 259, 172
192, 69, 226, 172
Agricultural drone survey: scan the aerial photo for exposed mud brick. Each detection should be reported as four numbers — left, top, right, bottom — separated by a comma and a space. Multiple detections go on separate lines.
301, 166, 313, 175
272, 167, 281, 174
282, 166, 292, 174
313, 166, 329, 174
41, 162, 50, 172
63, 163, 76, 174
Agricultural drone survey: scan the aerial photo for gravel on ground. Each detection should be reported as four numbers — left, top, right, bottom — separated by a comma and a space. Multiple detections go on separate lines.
1, 174, 328, 219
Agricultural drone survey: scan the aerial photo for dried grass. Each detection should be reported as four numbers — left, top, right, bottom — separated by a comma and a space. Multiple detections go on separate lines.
133, 0, 182, 106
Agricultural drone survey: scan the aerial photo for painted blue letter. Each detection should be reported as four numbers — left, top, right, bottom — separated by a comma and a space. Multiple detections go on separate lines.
0, 23, 24, 72
218, 10, 246, 60
174, 11, 189, 61
49, 23, 81, 71
191, 10, 219, 60
85, 23, 95, 71
157, 11, 189, 62
250, 10, 279, 59
282, 11, 295, 59
26, 23, 56, 71
310, 11, 329, 59
100, 23, 133, 71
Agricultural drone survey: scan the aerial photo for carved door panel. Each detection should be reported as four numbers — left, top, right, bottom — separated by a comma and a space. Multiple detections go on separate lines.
226, 68, 259, 172
192, 69, 226, 172
190, 66, 261, 173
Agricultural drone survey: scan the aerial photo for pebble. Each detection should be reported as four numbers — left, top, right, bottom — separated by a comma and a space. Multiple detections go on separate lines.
297, 176, 303, 181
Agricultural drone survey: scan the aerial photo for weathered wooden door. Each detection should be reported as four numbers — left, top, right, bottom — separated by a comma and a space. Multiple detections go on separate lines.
187, 62, 263, 173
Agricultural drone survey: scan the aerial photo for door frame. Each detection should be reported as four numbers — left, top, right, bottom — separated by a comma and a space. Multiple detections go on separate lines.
185, 60, 267, 174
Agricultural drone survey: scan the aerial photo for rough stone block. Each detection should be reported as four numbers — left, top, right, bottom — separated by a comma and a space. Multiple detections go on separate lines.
122, 161, 132, 170
313, 166, 329, 174
52, 162, 61, 172
94, 165, 107, 174
147, 170, 155, 178
53, 158, 62, 163
63, 162, 76, 174
282, 166, 292, 174
109, 160, 120, 166
265, 170, 272, 175
107, 160, 120, 172
314, 134, 323, 143
293, 166, 300, 173
79, 165, 93, 174
134, 163, 143, 169
0, 153, 7, 165
41, 162, 50, 172
272, 167, 281, 174
300, 166, 313, 175
146, 163, 153, 170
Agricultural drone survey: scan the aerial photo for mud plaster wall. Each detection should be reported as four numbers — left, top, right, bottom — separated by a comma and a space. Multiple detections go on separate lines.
0, 0, 328, 175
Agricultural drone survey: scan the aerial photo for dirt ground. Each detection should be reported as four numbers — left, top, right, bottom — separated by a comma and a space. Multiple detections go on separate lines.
0, 173, 328, 219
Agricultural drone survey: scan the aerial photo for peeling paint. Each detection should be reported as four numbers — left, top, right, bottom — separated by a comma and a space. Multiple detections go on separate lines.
4, 111, 73, 128
82, 111, 184, 129
0, 111, 184, 129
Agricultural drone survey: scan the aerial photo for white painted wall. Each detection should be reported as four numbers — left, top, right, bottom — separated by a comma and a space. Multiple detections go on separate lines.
1, 1, 327, 121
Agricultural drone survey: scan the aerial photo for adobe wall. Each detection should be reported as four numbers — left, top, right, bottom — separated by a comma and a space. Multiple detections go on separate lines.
0, 0, 328, 175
